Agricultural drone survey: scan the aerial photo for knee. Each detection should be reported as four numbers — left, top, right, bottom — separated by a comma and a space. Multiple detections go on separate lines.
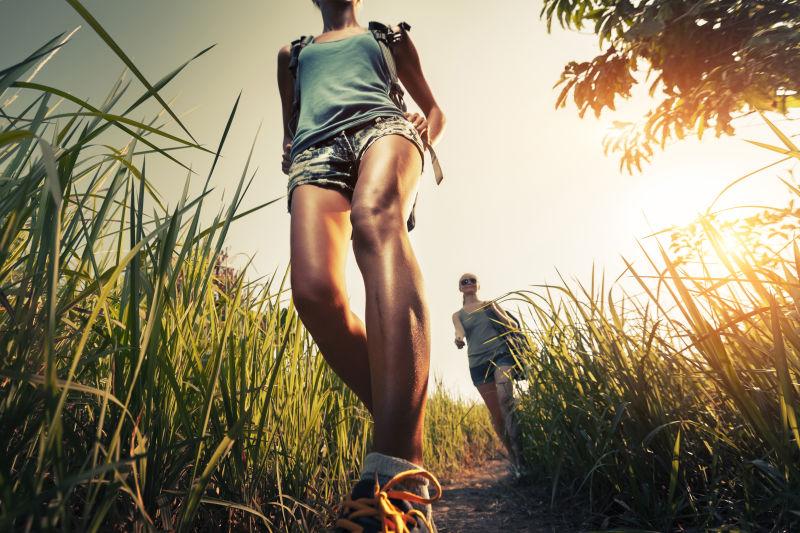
495, 369, 513, 386
350, 201, 405, 255
291, 272, 347, 321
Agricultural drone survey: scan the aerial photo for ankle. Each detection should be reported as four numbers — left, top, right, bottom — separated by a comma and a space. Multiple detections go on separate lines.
360, 452, 434, 513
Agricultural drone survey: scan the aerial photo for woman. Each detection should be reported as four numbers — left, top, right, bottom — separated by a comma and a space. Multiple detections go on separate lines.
452, 273, 522, 472
276, 1, 445, 531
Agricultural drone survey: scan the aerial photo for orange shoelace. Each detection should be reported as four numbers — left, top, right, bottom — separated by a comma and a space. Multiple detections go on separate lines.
335, 468, 442, 533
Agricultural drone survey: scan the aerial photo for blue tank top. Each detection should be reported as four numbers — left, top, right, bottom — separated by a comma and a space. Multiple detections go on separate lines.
459, 307, 507, 366
290, 31, 405, 160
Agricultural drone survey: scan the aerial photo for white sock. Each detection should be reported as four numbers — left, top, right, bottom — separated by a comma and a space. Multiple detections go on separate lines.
360, 452, 435, 526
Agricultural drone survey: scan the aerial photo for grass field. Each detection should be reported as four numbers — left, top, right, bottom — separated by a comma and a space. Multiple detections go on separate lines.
0, 9, 496, 530
3, 2, 798, 532
509, 128, 800, 530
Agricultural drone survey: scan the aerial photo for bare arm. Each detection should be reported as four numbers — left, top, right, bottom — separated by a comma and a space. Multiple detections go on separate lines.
452, 312, 466, 349
393, 26, 446, 147
277, 44, 294, 174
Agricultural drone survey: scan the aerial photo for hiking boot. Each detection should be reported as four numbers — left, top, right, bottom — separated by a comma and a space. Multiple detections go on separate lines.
333, 469, 441, 533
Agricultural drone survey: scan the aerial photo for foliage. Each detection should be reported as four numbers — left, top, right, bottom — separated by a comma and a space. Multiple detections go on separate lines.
667, 197, 799, 268
424, 377, 500, 475
0, 3, 494, 530
505, 117, 800, 530
0, 18, 364, 531
543, 0, 800, 172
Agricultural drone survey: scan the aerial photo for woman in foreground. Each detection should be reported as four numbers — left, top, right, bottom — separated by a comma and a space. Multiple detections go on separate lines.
277, 0, 445, 531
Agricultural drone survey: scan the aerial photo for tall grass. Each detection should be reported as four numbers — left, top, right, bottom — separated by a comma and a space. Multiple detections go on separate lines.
0, 25, 367, 533
510, 118, 800, 531
424, 377, 499, 476
0, 4, 495, 530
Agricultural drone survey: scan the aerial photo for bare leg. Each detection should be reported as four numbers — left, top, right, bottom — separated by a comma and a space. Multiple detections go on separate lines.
495, 365, 522, 467
290, 185, 373, 411
350, 135, 427, 464
476, 382, 508, 450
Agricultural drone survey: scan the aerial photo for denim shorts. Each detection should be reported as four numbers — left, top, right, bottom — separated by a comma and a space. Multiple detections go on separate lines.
469, 349, 517, 386
287, 115, 425, 230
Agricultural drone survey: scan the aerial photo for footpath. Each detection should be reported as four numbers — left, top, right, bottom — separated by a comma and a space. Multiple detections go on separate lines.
435, 458, 581, 533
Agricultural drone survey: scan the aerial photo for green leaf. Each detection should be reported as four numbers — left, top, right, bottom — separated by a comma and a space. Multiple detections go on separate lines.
64, 0, 198, 143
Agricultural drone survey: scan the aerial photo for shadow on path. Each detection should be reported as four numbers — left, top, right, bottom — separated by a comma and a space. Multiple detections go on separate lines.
435, 457, 580, 533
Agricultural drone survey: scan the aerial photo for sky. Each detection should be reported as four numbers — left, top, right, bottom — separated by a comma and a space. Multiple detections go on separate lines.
1, 0, 795, 398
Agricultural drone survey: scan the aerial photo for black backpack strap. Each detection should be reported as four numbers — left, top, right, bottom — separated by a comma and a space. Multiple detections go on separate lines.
369, 22, 444, 185
288, 35, 313, 78
287, 35, 313, 137
485, 304, 524, 356
368, 21, 411, 45
368, 21, 410, 113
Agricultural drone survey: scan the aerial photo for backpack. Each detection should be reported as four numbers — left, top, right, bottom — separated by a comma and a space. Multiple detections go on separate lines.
286, 22, 444, 188
484, 305, 528, 380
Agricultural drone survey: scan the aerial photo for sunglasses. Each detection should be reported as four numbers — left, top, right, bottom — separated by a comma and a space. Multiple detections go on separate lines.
460, 278, 477, 286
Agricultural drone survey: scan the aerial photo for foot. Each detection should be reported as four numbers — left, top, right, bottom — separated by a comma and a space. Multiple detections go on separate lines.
508, 458, 534, 485
334, 469, 441, 533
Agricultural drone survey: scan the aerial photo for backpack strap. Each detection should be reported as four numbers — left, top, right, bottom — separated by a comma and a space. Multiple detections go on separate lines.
368, 21, 410, 112
287, 35, 313, 137
286, 26, 444, 186
428, 145, 444, 185
288, 35, 313, 78
368, 21, 411, 45
485, 305, 525, 355
369, 21, 444, 185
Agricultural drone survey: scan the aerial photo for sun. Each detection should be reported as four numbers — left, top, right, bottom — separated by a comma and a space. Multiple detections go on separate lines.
635, 172, 725, 235
715, 229, 751, 259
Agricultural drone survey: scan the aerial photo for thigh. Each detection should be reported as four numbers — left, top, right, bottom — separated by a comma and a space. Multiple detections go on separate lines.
352, 134, 422, 218
287, 138, 356, 210
476, 382, 501, 417
493, 364, 516, 386
470, 361, 493, 387
290, 185, 352, 289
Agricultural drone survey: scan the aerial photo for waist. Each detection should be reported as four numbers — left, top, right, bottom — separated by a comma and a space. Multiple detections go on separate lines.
291, 107, 404, 159
468, 346, 510, 368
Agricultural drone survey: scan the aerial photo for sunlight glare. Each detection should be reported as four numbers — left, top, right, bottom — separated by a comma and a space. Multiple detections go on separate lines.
716, 228, 750, 259
634, 167, 725, 235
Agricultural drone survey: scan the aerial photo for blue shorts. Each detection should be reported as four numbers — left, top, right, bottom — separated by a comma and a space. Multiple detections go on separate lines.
287, 115, 425, 230
469, 350, 517, 386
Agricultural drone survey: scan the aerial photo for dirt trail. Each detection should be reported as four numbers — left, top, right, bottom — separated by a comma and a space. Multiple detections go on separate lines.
435, 458, 578, 533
